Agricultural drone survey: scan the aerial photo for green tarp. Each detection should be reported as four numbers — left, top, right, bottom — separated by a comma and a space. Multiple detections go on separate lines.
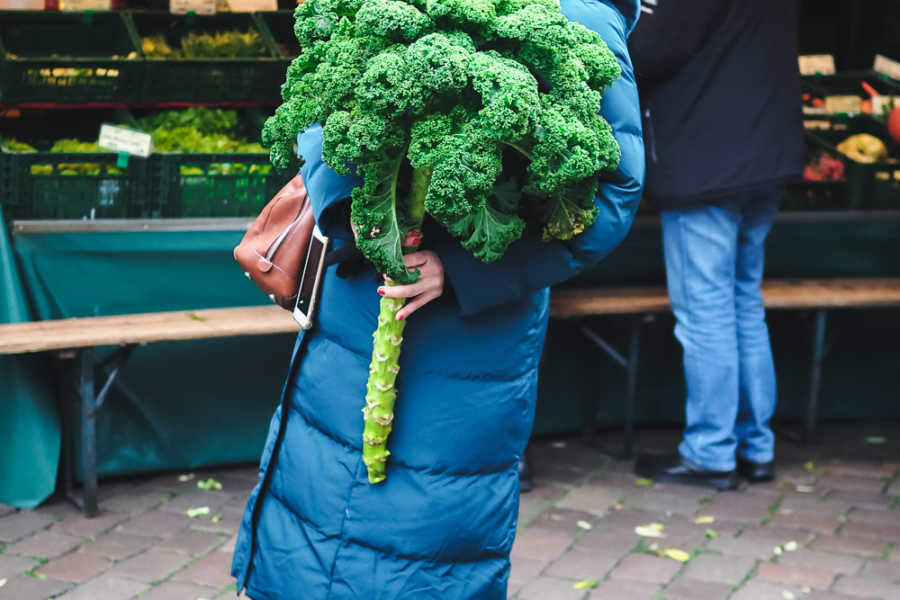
0, 207, 60, 509
2, 213, 899, 507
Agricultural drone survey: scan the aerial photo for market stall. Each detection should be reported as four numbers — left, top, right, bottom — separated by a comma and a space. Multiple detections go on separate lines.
1, 0, 899, 508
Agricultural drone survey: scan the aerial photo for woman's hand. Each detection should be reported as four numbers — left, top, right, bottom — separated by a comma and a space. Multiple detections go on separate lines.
378, 250, 445, 321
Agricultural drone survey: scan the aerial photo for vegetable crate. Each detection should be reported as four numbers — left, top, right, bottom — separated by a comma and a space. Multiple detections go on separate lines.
129, 12, 284, 104
254, 11, 300, 59
803, 116, 900, 209
150, 153, 289, 217
0, 109, 151, 219
0, 11, 143, 105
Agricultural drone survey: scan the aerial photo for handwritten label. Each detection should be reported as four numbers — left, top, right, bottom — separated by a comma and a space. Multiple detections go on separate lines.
824, 95, 861, 115
0, 0, 45, 9
798, 54, 836, 76
60, 0, 111, 9
98, 124, 152, 158
227, 0, 276, 11
872, 95, 899, 116
170, 0, 216, 15
874, 54, 900, 82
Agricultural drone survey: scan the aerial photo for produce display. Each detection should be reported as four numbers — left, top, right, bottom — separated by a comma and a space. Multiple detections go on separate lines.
803, 152, 845, 182
141, 30, 268, 59
264, 0, 622, 483
836, 133, 889, 163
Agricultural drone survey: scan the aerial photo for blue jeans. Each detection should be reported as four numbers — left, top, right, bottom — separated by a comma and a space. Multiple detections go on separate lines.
661, 188, 780, 471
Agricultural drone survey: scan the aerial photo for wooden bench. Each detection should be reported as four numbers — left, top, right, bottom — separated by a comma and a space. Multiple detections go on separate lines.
550, 278, 900, 458
2, 279, 899, 514
0, 306, 299, 516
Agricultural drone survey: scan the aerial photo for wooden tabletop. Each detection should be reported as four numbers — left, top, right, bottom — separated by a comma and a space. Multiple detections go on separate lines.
0, 305, 298, 355
550, 278, 900, 318
1, 279, 899, 355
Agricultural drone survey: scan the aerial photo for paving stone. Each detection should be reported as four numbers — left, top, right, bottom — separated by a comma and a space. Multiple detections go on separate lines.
697, 492, 775, 525
555, 485, 622, 516
756, 561, 835, 590
99, 490, 167, 515
117, 510, 191, 538
860, 558, 900, 581
818, 475, 887, 495
0, 573, 72, 600
136, 581, 217, 600
5, 529, 83, 559
625, 490, 705, 518
219, 535, 237, 554
109, 547, 188, 582
588, 579, 660, 600
840, 520, 900, 543
772, 511, 841, 534
730, 580, 806, 600
832, 575, 900, 599
780, 494, 850, 516
653, 516, 711, 551
827, 490, 894, 512
159, 490, 232, 516
777, 549, 863, 576
0, 512, 53, 544
517, 575, 587, 600
0, 554, 39, 580
171, 550, 233, 588
530, 509, 602, 536
37, 551, 111, 583
55, 574, 145, 600
0, 504, 15, 518
508, 557, 547, 589
707, 527, 807, 561
824, 463, 896, 479
681, 553, 757, 585
804, 592, 863, 600
187, 505, 243, 536
574, 511, 648, 555
810, 534, 888, 557
81, 532, 155, 561
156, 531, 224, 556
545, 549, 620, 579
662, 577, 732, 600
32, 501, 81, 522
510, 527, 574, 561
847, 508, 900, 525
53, 513, 127, 539
609, 553, 681, 584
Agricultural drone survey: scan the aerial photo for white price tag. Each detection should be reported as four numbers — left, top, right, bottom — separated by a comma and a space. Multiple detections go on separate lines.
98, 124, 152, 158
170, 0, 216, 15
798, 54, 836, 76
874, 55, 900, 82
872, 95, 899, 116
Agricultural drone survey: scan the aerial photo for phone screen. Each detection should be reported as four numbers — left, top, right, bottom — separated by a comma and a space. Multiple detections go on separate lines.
296, 235, 326, 317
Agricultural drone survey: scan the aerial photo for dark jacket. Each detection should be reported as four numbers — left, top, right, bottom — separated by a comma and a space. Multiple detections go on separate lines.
230, 1, 644, 598
629, 0, 804, 207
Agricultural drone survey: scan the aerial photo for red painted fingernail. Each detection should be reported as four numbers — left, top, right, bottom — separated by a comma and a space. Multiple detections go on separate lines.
396, 313, 405, 321
377, 287, 385, 296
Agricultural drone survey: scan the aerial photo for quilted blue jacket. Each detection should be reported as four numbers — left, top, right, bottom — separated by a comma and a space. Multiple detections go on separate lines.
232, 2, 643, 598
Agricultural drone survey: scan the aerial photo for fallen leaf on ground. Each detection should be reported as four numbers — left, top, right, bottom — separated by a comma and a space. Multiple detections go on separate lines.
662, 548, 691, 562
803, 461, 815, 471
186, 506, 211, 518
197, 477, 223, 491
211, 514, 223, 523
178, 473, 195, 482
774, 546, 783, 555
694, 515, 715, 524
187, 312, 207, 321
0, 578, 6, 588
864, 436, 886, 445
705, 529, 718, 539
577, 520, 593, 530
795, 484, 815, 493
634, 477, 654, 486
551, 441, 566, 449
782, 591, 795, 600
784, 540, 798, 552
635, 523, 665, 538
573, 579, 598, 590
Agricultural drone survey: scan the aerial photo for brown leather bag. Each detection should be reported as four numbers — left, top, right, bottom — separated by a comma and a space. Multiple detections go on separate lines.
234, 173, 314, 310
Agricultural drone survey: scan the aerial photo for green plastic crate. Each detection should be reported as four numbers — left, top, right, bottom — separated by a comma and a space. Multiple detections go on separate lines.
803, 115, 900, 209
129, 11, 284, 104
0, 11, 143, 105
0, 109, 151, 219
255, 11, 300, 58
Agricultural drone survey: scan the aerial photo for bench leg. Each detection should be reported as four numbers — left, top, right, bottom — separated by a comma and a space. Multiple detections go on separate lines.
623, 316, 641, 460
78, 348, 99, 517
804, 310, 828, 445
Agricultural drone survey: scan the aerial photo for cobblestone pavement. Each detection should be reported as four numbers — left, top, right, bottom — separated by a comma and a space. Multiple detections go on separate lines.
1, 422, 898, 600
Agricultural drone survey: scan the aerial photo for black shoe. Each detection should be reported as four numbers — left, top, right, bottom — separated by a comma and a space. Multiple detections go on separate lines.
518, 455, 533, 493
737, 457, 775, 482
634, 452, 738, 491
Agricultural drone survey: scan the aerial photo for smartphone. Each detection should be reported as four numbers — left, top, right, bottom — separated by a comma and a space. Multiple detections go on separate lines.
293, 224, 330, 330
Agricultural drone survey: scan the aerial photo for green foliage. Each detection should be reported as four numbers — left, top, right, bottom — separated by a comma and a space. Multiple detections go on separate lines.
1, 138, 37, 153
141, 29, 267, 59
264, 0, 622, 282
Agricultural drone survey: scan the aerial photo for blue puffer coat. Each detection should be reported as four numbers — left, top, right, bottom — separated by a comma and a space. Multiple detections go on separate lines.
232, 2, 643, 598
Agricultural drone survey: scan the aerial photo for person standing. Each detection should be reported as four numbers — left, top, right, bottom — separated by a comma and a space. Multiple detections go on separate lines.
630, 0, 804, 490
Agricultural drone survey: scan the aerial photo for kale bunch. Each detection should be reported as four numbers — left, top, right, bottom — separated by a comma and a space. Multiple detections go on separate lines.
263, 0, 622, 284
